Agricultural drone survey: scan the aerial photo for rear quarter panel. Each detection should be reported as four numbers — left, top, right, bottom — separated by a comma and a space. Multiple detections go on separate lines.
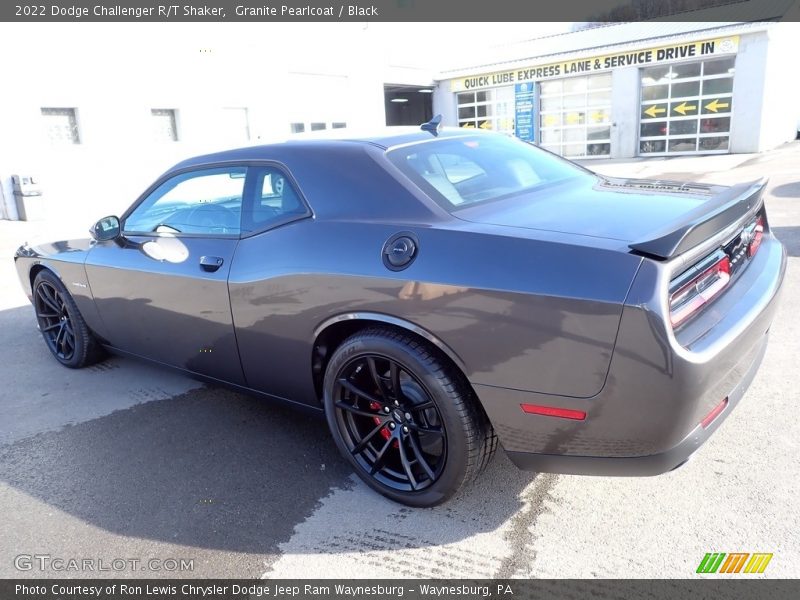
229, 217, 643, 405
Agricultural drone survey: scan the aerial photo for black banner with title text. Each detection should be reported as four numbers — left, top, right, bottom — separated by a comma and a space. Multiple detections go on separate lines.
2, 579, 800, 600
2, 0, 800, 22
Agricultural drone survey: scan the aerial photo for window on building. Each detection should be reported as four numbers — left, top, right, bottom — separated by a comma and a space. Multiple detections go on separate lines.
151, 109, 179, 142
456, 87, 515, 134
538, 73, 612, 158
290, 121, 347, 134
639, 57, 734, 155
41, 108, 80, 144
286, 72, 348, 133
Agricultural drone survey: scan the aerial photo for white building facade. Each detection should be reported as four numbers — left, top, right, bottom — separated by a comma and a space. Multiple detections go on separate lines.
0, 23, 435, 221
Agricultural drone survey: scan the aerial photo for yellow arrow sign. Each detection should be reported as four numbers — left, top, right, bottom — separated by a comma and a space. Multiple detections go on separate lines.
643, 105, 666, 118
590, 110, 607, 123
461, 122, 475, 128
565, 112, 583, 124
479, 120, 492, 130
673, 101, 697, 115
543, 114, 559, 126
704, 99, 730, 113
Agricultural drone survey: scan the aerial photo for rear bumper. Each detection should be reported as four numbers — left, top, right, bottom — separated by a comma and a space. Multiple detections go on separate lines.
504, 331, 767, 475
478, 233, 786, 475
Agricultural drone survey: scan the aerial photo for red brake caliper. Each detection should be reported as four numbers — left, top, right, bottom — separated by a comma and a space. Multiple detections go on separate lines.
369, 401, 399, 448
369, 401, 392, 441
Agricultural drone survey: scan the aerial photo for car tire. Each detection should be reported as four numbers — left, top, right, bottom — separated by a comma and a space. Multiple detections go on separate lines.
323, 327, 496, 507
32, 270, 104, 369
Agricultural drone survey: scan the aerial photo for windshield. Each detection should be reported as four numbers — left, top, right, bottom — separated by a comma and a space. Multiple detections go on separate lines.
386, 134, 592, 210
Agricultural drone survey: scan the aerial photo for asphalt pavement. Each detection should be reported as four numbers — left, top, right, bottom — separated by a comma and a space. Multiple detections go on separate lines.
0, 143, 798, 579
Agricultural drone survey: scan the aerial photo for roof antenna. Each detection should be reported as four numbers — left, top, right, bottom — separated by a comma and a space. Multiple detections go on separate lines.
421, 114, 442, 136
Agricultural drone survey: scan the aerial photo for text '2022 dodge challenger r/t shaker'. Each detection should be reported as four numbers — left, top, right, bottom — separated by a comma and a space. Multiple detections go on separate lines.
15, 124, 786, 506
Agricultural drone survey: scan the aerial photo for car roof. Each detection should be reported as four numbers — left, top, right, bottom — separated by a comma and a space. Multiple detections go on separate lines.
170, 128, 498, 171
284, 126, 494, 148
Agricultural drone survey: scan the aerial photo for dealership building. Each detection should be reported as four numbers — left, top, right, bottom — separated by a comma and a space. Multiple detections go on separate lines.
433, 20, 800, 159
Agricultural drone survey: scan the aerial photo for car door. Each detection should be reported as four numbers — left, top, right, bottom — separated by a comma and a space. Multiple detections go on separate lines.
227, 164, 315, 401
85, 165, 248, 385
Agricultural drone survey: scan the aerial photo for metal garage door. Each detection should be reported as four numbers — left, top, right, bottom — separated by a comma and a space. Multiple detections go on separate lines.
639, 56, 735, 155
538, 73, 612, 158
457, 87, 515, 134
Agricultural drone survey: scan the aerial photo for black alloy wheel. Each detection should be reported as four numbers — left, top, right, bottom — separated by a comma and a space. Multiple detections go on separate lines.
333, 353, 447, 492
35, 279, 76, 362
324, 328, 496, 507
32, 270, 103, 368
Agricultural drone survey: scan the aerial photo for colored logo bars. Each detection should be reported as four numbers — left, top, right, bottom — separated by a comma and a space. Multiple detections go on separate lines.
697, 552, 773, 574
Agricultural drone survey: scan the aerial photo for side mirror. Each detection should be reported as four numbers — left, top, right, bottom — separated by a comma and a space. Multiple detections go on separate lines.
90, 216, 121, 241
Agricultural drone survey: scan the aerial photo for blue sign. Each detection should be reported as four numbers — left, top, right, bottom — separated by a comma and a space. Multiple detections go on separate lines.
514, 82, 535, 142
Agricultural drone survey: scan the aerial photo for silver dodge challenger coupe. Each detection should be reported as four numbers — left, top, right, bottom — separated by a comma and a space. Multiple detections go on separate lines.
15, 123, 786, 506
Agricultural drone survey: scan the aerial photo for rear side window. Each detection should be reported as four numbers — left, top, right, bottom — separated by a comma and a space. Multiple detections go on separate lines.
242, 166, 308, 233
387, 135, 589, 209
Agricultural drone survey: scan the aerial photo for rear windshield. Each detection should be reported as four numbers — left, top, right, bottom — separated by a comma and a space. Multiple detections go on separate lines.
386, 134, 590, 210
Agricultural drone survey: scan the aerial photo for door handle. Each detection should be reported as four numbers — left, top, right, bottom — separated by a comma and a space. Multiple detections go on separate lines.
199, 255, 224, 272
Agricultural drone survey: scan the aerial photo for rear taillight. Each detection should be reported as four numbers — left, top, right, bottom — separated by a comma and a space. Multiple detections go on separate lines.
747, 216, 764, 257
669, 250, 731, 328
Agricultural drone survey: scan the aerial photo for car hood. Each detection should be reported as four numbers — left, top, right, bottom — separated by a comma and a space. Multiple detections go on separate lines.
453, 176, 728, 243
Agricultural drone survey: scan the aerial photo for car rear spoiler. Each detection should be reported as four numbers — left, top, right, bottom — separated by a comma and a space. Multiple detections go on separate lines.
629, 178, 767, 260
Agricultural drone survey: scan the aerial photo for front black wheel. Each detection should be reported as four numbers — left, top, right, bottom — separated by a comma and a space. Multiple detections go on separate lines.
323, 327, 496, 507
33, 270, 103, 368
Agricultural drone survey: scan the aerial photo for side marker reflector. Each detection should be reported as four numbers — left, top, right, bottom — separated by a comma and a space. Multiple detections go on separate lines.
701, 397, 729, 429
520, 403, 586, 421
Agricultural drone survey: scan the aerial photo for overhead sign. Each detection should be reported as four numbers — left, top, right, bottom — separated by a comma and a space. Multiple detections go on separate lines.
514, 82, 535, 142
450, 36, 739, 92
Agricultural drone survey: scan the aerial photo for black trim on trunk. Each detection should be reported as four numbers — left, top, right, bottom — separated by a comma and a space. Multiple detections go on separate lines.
629, 178, 767, 260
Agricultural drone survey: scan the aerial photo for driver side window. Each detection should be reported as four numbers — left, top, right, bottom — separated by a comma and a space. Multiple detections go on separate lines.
124, 167, 246, 236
